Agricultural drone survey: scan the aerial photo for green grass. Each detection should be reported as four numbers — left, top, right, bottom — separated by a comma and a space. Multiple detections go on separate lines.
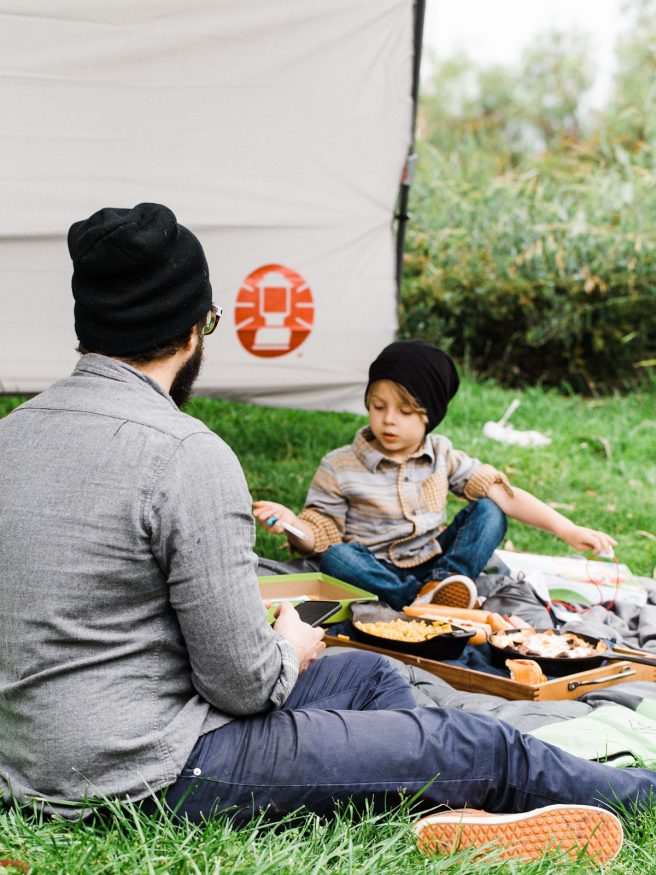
1, 381, 656, 872
2, 798, 656, 875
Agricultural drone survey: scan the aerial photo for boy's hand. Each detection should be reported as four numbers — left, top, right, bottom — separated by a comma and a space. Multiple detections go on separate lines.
560, 523, 617, 557
253, 501, 315, 553
253, 500, 297, 535
487, 485, 617, 559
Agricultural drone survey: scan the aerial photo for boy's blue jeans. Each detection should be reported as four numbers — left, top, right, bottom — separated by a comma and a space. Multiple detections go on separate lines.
144, 650, 656, 825
319, 498, 507, 610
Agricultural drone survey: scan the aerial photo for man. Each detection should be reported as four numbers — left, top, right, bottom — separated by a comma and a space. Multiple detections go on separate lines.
0, 203, 653, 864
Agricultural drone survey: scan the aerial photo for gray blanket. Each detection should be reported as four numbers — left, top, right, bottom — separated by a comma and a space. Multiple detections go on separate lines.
560, 581, 656, 652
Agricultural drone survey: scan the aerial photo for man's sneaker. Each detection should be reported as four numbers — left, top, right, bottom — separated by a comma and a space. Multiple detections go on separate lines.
414, 805, 624, 863
412, 575, 477, 609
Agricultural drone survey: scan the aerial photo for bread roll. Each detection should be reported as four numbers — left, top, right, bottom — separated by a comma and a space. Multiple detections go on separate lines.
505, 658, 547, 685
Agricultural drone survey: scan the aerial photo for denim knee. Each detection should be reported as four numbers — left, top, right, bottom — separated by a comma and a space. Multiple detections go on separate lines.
472, 497, 507, 541
327, 649, 395, 682
320, 541, 367, 569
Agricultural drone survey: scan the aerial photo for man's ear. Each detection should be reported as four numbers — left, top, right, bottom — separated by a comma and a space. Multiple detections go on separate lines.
183, 330, 198, 353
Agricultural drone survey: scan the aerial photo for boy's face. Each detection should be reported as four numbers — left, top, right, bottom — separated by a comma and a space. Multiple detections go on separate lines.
367, 380, 427, 461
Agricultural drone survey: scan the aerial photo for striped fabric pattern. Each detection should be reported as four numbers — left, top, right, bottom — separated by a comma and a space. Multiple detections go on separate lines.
299, 427, 512, 568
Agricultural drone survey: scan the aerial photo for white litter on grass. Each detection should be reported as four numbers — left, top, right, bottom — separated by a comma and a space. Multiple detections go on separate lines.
483, 399, 551, 448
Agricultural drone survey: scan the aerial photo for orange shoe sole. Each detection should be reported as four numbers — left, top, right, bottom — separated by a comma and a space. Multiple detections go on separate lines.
414, 804, 624, 863
430, 580, 475, 609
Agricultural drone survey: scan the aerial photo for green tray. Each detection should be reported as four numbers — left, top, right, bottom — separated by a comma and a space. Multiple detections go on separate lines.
258, 572, 376, 624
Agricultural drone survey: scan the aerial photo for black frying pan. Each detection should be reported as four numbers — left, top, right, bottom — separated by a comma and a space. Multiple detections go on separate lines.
488, 628, 656, 677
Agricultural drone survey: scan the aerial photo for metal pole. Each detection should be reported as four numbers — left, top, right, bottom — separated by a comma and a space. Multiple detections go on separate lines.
395, 0, 426, 302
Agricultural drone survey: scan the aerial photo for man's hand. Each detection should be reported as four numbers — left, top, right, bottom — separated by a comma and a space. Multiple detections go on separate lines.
559, 523, 617, 557
273, 601, 325, 672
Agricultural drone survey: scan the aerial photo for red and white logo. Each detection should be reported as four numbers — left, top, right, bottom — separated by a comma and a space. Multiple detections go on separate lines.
235, 264, 314, 358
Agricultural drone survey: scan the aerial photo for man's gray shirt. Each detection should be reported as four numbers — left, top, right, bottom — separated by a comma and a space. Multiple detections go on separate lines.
0, 355, 298, 815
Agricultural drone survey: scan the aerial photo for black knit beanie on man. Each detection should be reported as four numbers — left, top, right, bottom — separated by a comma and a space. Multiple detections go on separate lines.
366, 339, 460, 432
68, 202, 212, 357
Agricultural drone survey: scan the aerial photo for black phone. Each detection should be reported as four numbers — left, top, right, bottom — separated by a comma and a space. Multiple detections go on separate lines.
294, 600, 341, 627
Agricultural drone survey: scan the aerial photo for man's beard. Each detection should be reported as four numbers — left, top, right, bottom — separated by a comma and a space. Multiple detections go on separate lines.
169, 335, 204, 409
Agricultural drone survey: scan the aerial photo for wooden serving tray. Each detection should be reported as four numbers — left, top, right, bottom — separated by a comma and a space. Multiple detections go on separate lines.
325, 635, 656, 701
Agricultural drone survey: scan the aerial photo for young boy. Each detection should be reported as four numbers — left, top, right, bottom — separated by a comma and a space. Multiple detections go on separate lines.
254, 340, 616, 611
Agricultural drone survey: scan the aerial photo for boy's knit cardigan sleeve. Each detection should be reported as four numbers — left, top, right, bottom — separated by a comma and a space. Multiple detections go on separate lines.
298, 455, 346, 554
445, 443, 513, 500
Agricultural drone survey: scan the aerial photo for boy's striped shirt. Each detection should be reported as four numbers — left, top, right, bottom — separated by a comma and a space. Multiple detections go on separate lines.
299, 426, 512, 568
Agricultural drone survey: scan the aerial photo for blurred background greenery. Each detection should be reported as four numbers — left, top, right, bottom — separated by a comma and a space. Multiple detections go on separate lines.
402, 0, 656, 393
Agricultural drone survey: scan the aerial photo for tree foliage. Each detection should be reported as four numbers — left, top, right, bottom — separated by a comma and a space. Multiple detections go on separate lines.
601, 0, 656, 162
420, 30, 594, 168
404, 3, 656, 392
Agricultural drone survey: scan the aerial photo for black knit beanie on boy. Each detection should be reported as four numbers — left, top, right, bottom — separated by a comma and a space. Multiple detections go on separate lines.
366, 339, 459, 432
68, 202, 212, 357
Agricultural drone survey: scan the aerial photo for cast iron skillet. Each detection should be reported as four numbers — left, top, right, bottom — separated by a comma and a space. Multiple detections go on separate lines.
352, 618, 475, 660
488, 628, 656, 677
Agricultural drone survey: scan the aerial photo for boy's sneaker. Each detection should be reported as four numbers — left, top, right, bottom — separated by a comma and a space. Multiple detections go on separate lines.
414, 805, 624, 863
412, 575, 477, 609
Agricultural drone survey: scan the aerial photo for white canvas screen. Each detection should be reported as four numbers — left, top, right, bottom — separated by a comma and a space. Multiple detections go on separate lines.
0, 1, 414, 411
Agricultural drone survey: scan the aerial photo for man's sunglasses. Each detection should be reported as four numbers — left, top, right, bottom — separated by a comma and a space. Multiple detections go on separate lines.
203, 304, 222, 336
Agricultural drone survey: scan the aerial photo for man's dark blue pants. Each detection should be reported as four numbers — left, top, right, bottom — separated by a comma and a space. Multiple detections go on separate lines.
149, 650, 656, 824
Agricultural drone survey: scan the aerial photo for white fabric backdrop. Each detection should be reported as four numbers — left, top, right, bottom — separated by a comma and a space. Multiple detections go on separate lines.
0, 1, 414, 411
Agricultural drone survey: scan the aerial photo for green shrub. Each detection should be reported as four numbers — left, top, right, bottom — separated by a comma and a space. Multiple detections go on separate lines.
400, 143, 656, 393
